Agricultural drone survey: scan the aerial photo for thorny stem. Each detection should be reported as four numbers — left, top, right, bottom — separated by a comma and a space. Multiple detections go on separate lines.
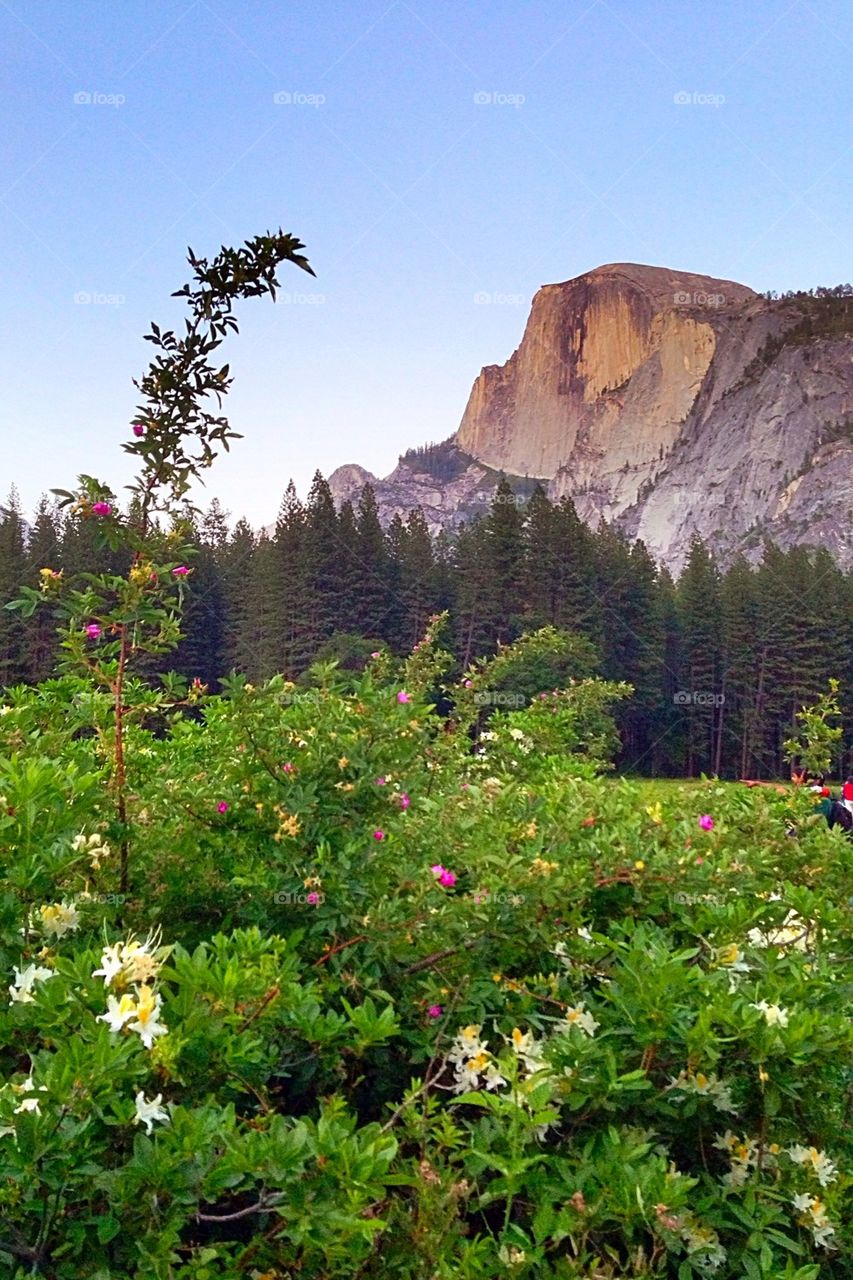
114, 621, 130, 898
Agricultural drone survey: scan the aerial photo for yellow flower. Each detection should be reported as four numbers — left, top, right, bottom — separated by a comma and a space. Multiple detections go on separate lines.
338, 756, 349, 769
492, 973, 503, 984
129, 560, 154, 585
38, 567, 63, 591
645, 801, 663, 824
634, 859, 646, 870
277, 814, 301, 838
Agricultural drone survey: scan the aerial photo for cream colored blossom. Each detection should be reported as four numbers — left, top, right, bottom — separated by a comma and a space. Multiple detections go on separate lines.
667, 1070, 736, 1114
563, 1003, 599, 1038
8, 962, 54, 1004
38, 902, 80, 938
127, 985, 168, 1049
752, 1000, 789, 1027
791, 1193, 835, 1248
133, 1091, 170, 1134
788, 1144, 837, 1187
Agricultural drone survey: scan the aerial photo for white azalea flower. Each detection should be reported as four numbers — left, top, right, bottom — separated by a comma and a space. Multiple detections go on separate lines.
510, 1027, 545, 1073
752, 1000, 789, 1027
132, 1091, 170, 1134
448, 1025, 505, 1094
715, 942, 749, 972
97, 992, 138, 1034
788, 1144, 837, 1186
93, 930, 164, 988
667, 1070, 736, 1114
127, 985, 168, 1049
8, 962, 54, 1004
11, 1077, 48, 1116
747, 909, 812, 952
13, 1096, 42, 1115
92, 942, 124, 986
38, 902, 80, 939
563, 1003, 599, 1037
791, 1193, 835, 1248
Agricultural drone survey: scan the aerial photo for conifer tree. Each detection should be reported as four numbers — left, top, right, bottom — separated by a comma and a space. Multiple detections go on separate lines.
352, 484, 392, 639
720, 555, 761, 777
677, 535, 723, 776
482, 478, 525, 647
0, 490, 28, 685
398, 509, 439, 651
453, 519, 494, 667
302, 472, 343, 655
270, 482, 311, 676
22, 496, 63, 682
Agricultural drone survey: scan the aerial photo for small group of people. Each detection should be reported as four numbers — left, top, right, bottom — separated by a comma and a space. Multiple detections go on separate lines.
790, 768, 853, 834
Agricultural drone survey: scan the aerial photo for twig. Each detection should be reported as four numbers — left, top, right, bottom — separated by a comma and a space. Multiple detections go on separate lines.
403, 938, 479, 974
312, 935, 367, 967
236, 985, 280, 1033
196, 1193, 284, 1223
380, 1051, 450, 1134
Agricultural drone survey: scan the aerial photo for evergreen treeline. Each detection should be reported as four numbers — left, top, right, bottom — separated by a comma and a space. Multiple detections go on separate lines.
2, 477, 851, 779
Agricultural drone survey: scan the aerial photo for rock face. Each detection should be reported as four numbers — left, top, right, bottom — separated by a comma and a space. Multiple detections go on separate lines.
331, 263, 853, 569
328, 457, 502, 531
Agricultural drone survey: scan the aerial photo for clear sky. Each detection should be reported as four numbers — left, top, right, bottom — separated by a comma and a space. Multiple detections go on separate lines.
2, 0, 852, 526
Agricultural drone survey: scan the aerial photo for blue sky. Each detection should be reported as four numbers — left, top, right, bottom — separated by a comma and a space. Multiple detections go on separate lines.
2, 0, 852, 525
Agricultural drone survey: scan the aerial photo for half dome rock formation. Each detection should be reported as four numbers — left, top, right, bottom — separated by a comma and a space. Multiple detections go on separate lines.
330, 263, 853, 569
456, 263, 754, 483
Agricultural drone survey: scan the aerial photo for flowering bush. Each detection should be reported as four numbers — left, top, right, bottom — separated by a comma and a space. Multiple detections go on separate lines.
0, 648, 850, 1278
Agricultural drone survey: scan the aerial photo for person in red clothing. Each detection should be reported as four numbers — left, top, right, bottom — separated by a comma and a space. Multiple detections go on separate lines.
842, 775, 853, 815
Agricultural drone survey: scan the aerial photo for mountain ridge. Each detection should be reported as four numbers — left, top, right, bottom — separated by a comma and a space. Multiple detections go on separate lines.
329, 263, 853, 569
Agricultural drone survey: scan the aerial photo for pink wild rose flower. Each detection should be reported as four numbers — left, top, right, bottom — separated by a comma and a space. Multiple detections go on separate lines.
217, 802, 229, 814
396, 691, 410, 704
698, 815, 714, 831
85, 623, 102, 640
91, 502, 112, 516
427, 1004, 442, 1019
